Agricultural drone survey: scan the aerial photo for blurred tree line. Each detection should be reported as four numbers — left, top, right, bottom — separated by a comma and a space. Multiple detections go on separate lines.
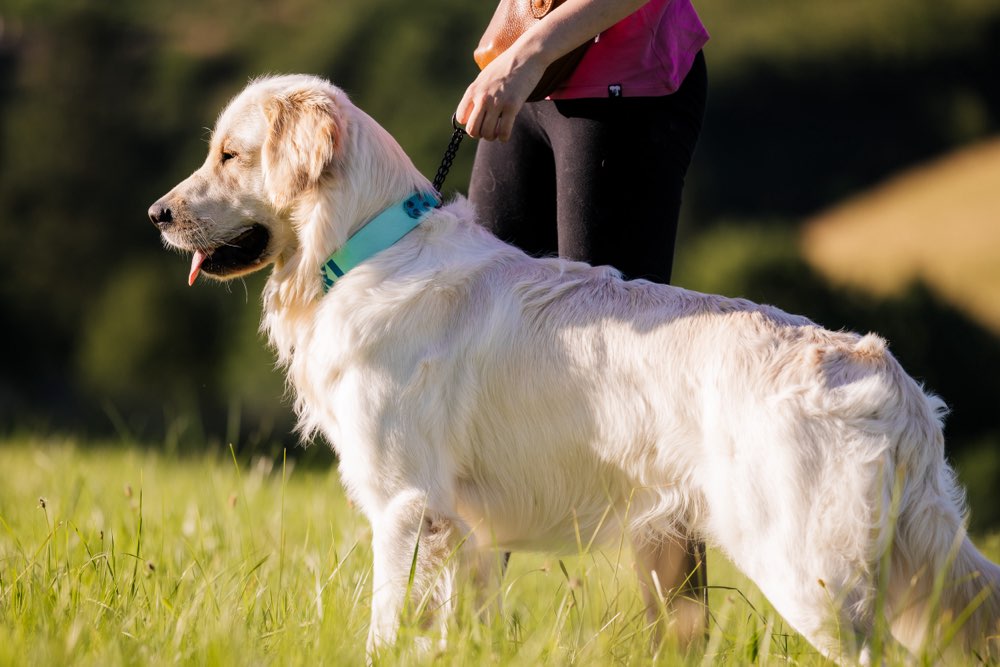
1, 0, 999, 524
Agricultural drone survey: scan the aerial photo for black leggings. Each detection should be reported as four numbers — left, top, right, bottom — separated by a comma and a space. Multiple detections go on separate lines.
469, 51, 707, 284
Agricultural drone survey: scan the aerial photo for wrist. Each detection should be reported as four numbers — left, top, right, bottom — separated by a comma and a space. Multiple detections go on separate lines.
507, 29, 556, 73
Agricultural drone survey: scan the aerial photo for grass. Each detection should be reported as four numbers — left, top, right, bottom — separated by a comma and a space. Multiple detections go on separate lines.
0, 436, 996, 666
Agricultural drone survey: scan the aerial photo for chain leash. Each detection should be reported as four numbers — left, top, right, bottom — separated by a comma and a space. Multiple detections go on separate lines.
431, 115, 469, 201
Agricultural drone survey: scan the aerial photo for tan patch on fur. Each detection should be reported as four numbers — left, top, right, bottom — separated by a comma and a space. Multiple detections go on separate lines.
263, 89, 342, 209
851, 333, 888, 363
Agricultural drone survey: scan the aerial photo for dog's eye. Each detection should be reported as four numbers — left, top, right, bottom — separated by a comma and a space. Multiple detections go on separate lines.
221, 150, 237, 164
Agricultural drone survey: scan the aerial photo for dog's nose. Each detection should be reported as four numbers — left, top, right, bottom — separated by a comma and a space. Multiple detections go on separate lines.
148, 201, 173, 229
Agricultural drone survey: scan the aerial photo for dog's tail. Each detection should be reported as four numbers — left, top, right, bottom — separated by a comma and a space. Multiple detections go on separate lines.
883, 369, 1000, 660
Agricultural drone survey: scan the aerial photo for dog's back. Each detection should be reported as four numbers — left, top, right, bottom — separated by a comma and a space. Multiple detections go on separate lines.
297, 201, 999, 660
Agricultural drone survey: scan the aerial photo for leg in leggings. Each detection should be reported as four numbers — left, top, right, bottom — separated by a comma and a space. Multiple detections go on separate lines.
470, 51, 707, 283
468, 103, 558, 258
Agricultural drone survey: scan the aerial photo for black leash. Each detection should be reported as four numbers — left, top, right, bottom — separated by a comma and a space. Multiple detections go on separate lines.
432, 115, 469, 201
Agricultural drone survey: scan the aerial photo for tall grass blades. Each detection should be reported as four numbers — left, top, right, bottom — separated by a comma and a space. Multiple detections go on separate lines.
0, 437, 996, 665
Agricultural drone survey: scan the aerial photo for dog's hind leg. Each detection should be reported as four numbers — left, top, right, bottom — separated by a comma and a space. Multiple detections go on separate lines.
724, 545, 877, 664
728, 531, 926, 665
367, 489, 460, 657
632, 532, 708, 649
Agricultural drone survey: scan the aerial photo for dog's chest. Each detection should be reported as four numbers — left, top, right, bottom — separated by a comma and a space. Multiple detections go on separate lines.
282, 307, 420, 501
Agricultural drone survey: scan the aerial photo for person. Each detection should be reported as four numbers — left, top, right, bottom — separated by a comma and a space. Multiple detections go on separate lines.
455, 0, 709, 285
455, 0, 710, 642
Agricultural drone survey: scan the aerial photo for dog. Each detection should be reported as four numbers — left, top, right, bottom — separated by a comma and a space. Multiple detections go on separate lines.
150, 74, 999, 663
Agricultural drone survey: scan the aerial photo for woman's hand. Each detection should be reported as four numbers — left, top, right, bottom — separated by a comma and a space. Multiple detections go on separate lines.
456, 47, 545, 142
455, 0, 647, 141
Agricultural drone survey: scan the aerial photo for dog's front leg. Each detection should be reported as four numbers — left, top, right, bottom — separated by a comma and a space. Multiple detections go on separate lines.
367, 489, 456, 657
632, 533, 708, 650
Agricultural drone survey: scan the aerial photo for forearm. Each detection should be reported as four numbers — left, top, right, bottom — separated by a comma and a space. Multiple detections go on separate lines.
512, 0, 648, 71
458, 0, 649, 140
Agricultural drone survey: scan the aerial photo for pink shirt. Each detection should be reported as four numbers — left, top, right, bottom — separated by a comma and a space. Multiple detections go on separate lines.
550, 0, 709, 99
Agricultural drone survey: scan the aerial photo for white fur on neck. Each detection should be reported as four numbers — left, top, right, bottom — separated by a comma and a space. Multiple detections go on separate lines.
262, 93, 433, 368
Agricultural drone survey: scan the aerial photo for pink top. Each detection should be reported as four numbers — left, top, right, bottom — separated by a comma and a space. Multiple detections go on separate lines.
549, 0, 709, 99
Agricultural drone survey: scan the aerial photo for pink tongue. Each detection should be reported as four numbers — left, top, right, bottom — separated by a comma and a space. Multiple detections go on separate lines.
188, 251, 207, 286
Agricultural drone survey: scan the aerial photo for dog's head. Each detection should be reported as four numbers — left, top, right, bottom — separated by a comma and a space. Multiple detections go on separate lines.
149, 74, 426, 287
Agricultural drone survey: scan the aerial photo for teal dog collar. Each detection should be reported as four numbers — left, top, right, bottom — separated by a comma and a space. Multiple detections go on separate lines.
320, 191, 440, 293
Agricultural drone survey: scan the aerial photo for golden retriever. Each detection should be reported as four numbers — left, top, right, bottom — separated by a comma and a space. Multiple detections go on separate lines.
149, 74, 999, 663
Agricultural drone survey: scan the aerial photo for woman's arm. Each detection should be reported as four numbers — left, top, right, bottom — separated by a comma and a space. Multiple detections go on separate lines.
456, 0, 648, 141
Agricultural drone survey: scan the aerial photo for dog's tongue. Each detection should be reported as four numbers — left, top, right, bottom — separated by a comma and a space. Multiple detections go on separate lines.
188, 250, 207, 286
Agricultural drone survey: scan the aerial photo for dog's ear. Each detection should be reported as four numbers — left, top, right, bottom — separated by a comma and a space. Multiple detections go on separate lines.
262, 88, 343, 209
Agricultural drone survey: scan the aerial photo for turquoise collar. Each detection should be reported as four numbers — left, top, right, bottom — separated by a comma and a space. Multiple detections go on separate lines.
320, 191, 440, 293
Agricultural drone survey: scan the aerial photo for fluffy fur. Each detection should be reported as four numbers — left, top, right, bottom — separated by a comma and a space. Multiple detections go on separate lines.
150, 74, 999, 663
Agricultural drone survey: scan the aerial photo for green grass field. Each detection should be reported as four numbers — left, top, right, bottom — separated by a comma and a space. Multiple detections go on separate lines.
1, 436, 996, 666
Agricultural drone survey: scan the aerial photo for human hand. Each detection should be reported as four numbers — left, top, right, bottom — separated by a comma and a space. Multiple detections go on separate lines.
455, 48, 544, 142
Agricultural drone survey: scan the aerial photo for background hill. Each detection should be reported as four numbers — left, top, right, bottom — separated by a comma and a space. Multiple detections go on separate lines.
1, 0, 998, 525
803, 138, 1000, 335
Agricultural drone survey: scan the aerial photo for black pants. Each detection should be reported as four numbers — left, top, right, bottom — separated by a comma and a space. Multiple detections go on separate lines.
469, 51, 707, 285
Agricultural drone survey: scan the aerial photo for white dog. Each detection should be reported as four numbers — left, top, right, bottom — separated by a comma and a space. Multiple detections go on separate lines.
150, 74, 999, 663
